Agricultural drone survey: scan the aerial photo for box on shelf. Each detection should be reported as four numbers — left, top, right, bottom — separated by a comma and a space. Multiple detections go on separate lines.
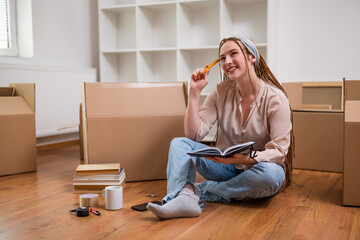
81, 82, 187, 182
282, 81, 344, 172
0, 83, 36, 176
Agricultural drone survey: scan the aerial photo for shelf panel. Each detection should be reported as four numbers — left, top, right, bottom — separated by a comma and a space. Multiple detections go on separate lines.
99, 6, 136, 50
178, 49, 220, 94
100, 52, 137, 82
138, 3, 177, 49
102, 49, 137, 53
138, 0, 177, 6
139, 47, 177, 52
257, 45, 267, 61
224, 0, 265, 3
222, 0, 267, 44
179, 45, 218, 51
98, 0, 136, 8
101, 5, 136, 13
178, 0, 220, 49
138, 50, 177, 82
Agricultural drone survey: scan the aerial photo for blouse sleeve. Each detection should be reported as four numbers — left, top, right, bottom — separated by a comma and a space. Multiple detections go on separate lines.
195, 90, 218, 142
254, 94, 292, 165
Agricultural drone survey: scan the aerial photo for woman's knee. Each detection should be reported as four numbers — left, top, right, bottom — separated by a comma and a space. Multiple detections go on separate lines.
170, 137, 186, 145
168, 137, 194, 165
170, 137, 190, 150
251, 162, 285, 185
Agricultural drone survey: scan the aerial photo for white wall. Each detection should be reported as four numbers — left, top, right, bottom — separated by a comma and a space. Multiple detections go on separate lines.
0, 0, 99, 145
2, 0, 358, 83
270, 0, 360, 83
0, 0, 99, 70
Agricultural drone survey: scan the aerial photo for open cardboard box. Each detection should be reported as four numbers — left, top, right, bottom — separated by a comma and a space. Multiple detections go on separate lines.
0, 83, 36, 176
81, 82, 187, 182
282, 81, 344, 172
283, 81, 343, 111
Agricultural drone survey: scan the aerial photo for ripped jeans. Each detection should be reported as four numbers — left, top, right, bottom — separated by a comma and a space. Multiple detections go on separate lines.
162, 137, 285, 206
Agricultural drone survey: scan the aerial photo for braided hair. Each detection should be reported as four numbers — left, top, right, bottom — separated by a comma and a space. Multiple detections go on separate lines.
216, 36, 295, 190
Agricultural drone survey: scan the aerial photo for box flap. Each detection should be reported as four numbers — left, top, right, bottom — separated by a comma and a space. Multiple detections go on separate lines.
9, 83, 36, 112
0, 87, 15, 96
345, 101, 360, 122
282, 82, 302, 110
344, 80, 360, 101
0, 97, 34, 115
283, 81, 343, 112
84, 82, 187, 117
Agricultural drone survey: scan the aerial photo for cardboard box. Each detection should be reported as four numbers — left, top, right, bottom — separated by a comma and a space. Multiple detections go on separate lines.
82, 82, 187, 182
292, 110, 343, 172
283, 81, 343, 111
343, 78, 360, 206
283, 81, 344, 172
79, 104, 84, 160
0, 83, 36, 176
343, 101, 360, 206
344, 79, 360, 101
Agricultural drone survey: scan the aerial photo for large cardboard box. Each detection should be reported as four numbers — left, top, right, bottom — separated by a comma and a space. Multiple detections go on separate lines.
343, 79, 360, 206
82, 82, 187, 182
283, 81, 344, 172
0, 83, 36, 176
343, 101, 360, 206
292, 110, 343, 172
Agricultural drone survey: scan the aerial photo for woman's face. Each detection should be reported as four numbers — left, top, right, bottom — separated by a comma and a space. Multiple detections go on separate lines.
219, 40, 254, 81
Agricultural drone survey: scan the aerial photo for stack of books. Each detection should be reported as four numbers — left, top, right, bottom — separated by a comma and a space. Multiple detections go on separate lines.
73, 163, 125, 194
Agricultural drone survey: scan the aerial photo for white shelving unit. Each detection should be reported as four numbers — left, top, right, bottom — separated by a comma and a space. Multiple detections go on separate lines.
98, 0, 269, 141
98, 0, 268, 83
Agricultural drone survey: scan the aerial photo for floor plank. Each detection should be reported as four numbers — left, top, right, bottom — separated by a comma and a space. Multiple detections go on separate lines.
0, 143, 359, 240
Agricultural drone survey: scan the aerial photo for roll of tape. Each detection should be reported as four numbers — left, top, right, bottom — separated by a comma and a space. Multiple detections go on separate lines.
80, 194, 99, 207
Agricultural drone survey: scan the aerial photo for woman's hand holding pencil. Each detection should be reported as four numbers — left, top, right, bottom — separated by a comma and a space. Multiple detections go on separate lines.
190, 58, 220, 93
195, 58, 220, 77
202, 58, 220, 74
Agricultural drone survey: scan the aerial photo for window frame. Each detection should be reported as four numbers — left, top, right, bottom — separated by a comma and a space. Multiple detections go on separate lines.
0, 0, 18, 56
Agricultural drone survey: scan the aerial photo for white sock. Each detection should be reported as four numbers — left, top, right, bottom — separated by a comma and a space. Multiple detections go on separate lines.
147, 188, 201, 220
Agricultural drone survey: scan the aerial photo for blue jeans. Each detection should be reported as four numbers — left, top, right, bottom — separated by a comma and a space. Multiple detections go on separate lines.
163, 137, 285, 206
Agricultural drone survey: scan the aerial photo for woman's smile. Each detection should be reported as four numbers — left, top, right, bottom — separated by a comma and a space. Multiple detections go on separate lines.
227, 66, 238, 74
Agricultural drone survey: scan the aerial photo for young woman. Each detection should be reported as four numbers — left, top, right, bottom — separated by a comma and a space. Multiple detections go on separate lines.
147, 36, 294, 220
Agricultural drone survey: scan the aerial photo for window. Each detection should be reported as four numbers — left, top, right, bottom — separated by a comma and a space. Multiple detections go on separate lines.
0, 0, 18, 56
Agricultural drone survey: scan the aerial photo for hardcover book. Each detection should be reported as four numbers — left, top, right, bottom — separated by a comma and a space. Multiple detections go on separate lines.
75, 163, 120, 175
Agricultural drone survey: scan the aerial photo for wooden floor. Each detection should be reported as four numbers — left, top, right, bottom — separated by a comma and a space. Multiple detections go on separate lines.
0, 142, 359, 240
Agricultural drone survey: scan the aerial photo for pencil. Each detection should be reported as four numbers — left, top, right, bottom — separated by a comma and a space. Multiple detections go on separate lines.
202, 58, 220, 73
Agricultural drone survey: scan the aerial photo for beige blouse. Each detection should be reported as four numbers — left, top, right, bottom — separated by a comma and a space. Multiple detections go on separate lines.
196, 79, 292, 170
